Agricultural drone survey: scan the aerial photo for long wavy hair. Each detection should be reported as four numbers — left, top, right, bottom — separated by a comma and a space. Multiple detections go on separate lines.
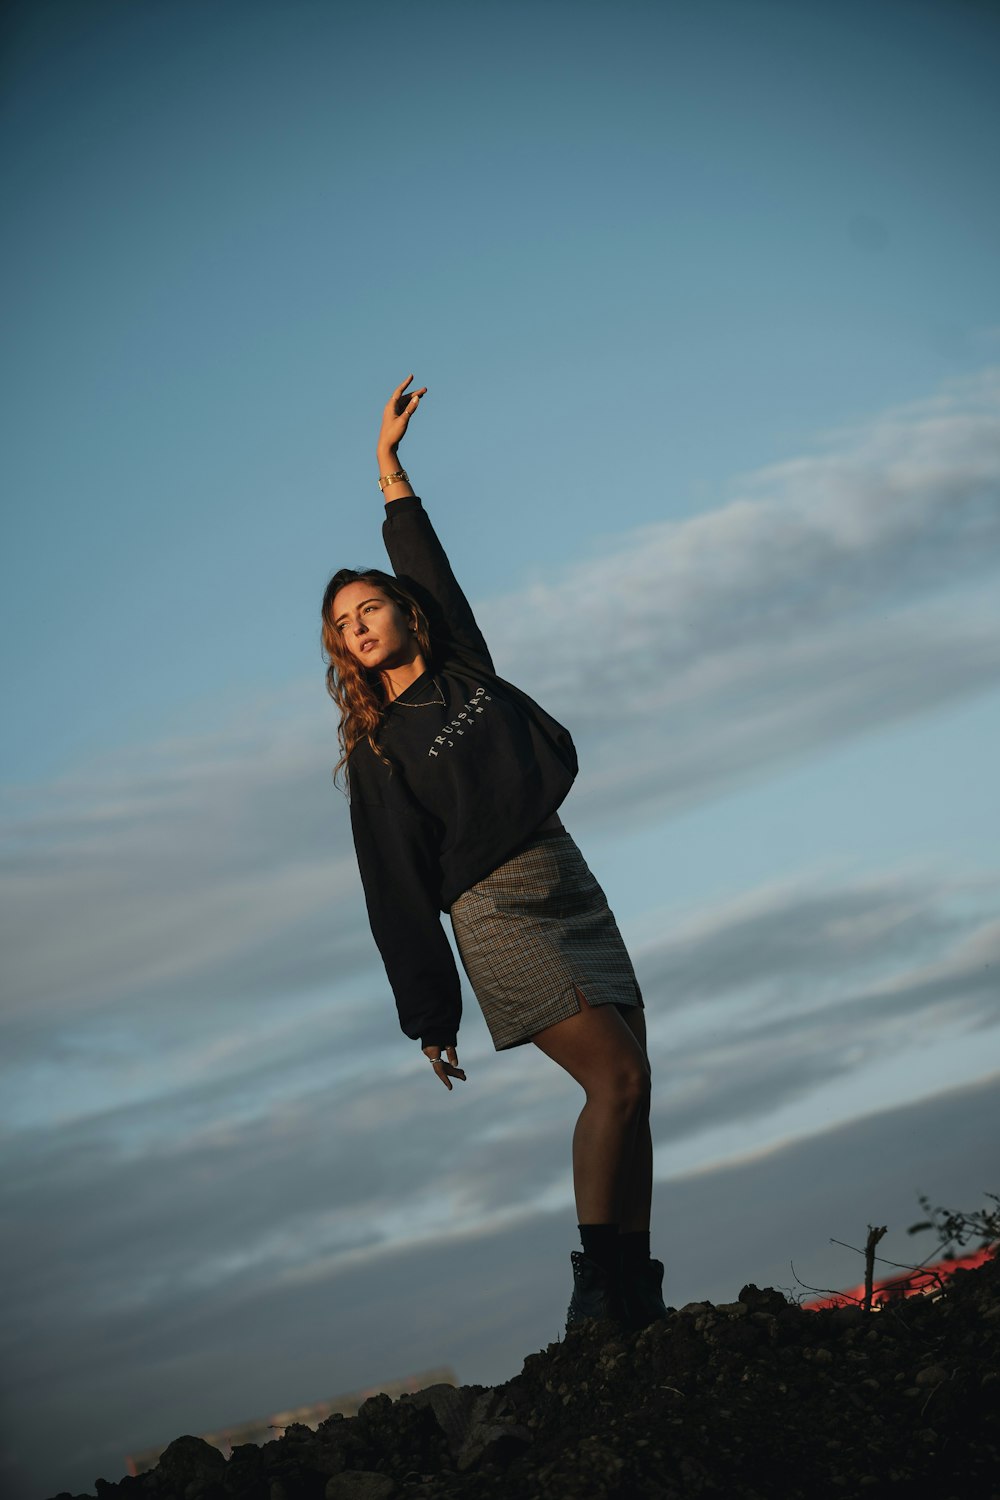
321, 567, 433, 787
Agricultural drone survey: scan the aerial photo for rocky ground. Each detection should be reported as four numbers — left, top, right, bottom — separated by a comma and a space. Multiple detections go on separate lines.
51, 1250, 999, 1500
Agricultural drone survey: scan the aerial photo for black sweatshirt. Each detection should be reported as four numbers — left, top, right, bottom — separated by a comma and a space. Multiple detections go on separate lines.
346, 496, 578, 1050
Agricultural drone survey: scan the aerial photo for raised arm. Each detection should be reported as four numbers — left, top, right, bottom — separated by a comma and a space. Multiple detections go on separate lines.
374, 375, 493, 668
376, 374, 425, 503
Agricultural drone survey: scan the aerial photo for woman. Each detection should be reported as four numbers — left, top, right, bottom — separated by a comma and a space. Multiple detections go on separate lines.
321, 376, 668, 1335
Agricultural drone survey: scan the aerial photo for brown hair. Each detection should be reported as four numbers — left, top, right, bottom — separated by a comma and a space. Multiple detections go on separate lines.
320, 568, 433, 786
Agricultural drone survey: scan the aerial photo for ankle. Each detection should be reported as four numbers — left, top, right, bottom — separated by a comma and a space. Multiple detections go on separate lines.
618, 1228, 651, 1266
578, 1222, 621, 1275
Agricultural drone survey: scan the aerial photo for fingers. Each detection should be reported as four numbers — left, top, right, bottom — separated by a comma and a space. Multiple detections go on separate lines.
399, 387, 427, 415
389, 377, 427, 412
377, 379, 427, 460
439, 1057, 467, 1088
424, 1047, 466, 1089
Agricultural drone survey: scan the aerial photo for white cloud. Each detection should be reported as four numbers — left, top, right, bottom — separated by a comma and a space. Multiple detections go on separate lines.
479, 365, 1000, 819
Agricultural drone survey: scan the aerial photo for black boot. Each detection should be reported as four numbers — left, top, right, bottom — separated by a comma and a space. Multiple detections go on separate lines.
620, 1255, 670, 1332
565, 1250, 628, 1333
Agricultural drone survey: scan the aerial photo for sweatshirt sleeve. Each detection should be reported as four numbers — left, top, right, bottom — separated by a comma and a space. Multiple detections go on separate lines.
349, 786, 463, 1050
382, 496, 494, 671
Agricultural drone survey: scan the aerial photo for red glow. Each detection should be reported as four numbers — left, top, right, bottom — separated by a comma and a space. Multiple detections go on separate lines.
803, 1245, 994, 1310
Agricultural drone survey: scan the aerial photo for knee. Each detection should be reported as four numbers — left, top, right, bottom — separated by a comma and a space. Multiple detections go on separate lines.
625, 1066, 652, 1117
597, 1063, 650, 1116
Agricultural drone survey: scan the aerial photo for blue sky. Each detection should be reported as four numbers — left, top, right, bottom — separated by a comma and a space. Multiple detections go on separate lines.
2, 1, 999, 1496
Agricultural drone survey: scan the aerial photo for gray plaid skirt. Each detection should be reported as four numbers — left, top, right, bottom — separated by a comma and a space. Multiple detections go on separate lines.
449, 826, 644, 1052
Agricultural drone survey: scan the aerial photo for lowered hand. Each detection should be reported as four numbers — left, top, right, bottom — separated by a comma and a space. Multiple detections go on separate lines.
423, 1045, 466, 1091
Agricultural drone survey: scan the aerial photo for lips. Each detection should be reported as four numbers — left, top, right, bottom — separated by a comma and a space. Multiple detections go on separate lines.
360, 639, 378, 653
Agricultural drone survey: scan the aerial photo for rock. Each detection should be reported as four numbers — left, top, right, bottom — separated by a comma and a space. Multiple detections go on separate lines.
397, 1382, 532, 1473
352, 1390, 445, 1475
397, 1383, 480, 1459
454, 1388, 533, 1472
156, 1436, 227, 1490
221, 1444, 268, 1500
915, 1364, 948, 1387
737, 1284, 793, 1315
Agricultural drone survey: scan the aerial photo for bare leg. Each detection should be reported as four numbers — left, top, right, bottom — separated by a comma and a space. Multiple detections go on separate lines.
615, 1004, 653, 1231
532, 988, 651, 1224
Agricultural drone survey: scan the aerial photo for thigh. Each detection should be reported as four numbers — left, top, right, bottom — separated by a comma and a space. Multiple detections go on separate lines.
616, 1003, 650, 1076
531, 986, 650, 1096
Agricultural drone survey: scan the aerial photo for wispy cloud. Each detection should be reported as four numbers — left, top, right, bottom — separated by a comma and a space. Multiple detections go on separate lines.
636, 870, 1000, 1143
481, 365, 1000, 821
3, 859, 997, 1339
0, 685, 368, 1031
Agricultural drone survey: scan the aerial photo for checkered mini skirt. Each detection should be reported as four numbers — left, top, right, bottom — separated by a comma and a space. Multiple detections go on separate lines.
449, 826, 644, 1052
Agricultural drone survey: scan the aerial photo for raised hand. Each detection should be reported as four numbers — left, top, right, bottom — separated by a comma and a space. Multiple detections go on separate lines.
378, 374, 428, 460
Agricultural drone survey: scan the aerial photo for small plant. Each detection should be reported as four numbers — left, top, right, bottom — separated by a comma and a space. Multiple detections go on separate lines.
907, 1190, 1000, 1259
791, 1193, 999, 1311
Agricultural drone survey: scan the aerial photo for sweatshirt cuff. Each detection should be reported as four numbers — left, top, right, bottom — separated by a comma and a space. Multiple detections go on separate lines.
384, 494, 422, 514
420, 1031, 458, 1050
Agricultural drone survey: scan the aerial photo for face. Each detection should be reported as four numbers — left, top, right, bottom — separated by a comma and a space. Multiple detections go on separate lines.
331, 581, 419, 672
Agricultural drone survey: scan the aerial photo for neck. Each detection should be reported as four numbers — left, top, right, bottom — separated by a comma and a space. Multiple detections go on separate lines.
380, 653, 429, 703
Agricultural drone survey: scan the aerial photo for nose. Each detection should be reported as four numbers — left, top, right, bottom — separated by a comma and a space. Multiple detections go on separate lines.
353, 618, 368, 636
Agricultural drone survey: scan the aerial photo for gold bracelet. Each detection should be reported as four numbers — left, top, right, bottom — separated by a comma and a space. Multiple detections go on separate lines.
378, 467, 409, 493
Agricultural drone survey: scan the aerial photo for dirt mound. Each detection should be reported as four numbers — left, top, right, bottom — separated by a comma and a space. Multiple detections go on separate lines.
49, 1251, 999, 1499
